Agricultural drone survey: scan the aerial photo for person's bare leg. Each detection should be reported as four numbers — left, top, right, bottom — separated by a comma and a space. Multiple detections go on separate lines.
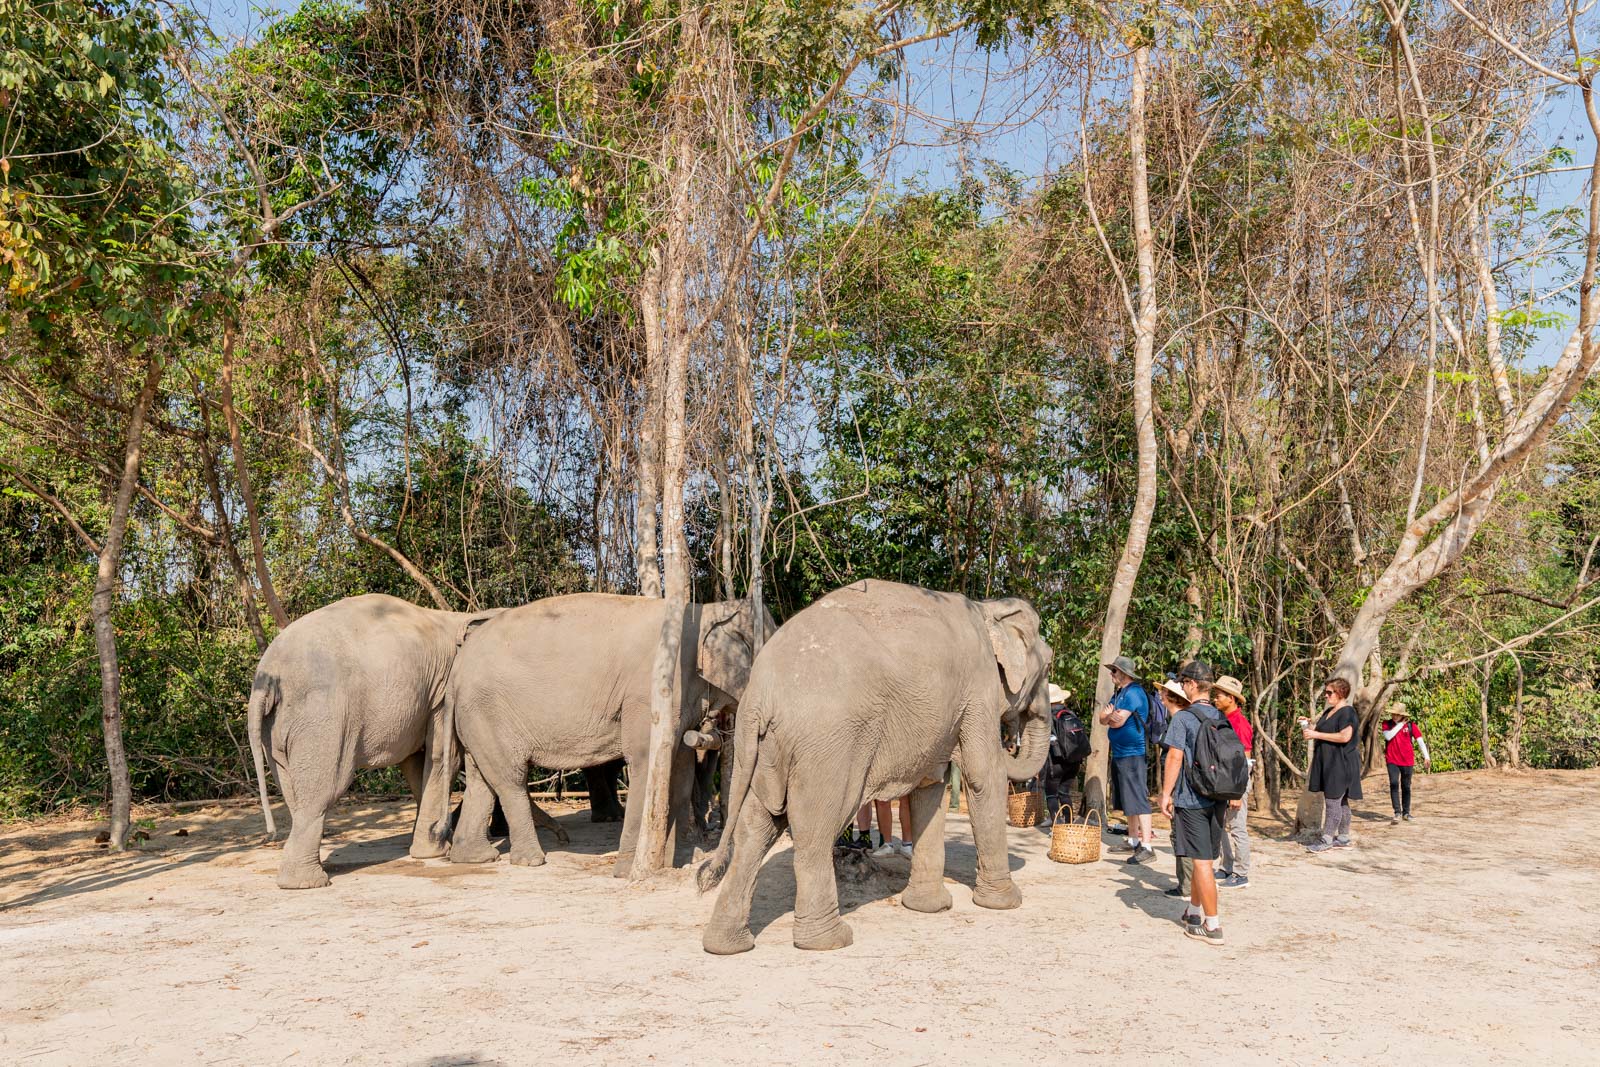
1137, 813, 1153, 849
1192, 859, 1218, 919
855, 804, 871, 834
898, 795, 913, 842
874, 799, 894, 845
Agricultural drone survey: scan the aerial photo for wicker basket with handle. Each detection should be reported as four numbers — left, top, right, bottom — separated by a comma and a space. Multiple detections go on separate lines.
1048, 807, 1102, 864
1006, 783, 1044, 827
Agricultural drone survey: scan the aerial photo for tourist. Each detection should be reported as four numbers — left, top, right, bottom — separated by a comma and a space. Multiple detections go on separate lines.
1160, 660, 1233, 945
1305, 677, 1362, 853
1043, 683, 1087, 823
1212, 675, 1253, 890
1098, 655, 1155, 864
1382, 703, 1430, 823
870, 794, 914, 858
1153, 676, 1194, 900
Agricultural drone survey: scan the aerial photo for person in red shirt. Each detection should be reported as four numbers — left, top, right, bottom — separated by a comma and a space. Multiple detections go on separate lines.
1212, 676, 1253, 889
1382, 703, 1430, 823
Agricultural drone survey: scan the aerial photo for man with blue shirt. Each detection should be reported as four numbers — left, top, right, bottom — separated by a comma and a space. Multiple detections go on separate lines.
1098, 655, 1155, 864
1160, 660, 1239, 946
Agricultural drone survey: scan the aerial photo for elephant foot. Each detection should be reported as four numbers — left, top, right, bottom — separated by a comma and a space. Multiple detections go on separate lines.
447, 839, 500, 865
702, 924, 756, 955
794, 917, 854, 952
276, 863, 331, 890
408, 838, 448, 860
901, 881, 953, 914
612, 852, 634, 878
508, 846, 547, 868
971, 878, 1023, 910
591, 810, 622, 824
550, 826, 571, 846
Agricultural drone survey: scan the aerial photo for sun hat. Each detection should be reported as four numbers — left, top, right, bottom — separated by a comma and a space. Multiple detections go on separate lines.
1213, 675, 1245, 701
1388, 701, 1409, 719
1048, 683, 1070, 705
1104, 655, 1139, 679
1158, 678, 1190, 704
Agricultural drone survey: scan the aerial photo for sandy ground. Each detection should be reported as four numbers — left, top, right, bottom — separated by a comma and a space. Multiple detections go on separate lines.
2, 768, 1597, 1065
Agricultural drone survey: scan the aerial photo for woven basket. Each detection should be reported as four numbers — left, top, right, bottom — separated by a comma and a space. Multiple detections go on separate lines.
1006, 784, 1044, 827
1049, 808, 1102, 864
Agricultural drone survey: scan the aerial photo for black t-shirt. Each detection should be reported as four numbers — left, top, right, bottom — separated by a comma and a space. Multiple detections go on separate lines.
1308, 704, 1363, 800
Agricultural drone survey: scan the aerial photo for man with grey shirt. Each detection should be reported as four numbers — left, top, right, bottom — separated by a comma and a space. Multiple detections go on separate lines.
1159, 660, 1241, 946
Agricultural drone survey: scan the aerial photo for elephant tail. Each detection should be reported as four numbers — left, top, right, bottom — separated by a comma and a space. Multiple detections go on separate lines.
247, 673, 278, 841
696, 705, 759, 893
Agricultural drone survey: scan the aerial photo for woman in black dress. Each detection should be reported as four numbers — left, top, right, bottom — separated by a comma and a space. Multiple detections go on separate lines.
1304, 677, 1361, 854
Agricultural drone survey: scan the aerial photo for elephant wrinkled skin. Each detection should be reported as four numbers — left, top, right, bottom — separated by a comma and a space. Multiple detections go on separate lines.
699, 580, 1053, 953
247, 594, 497, 889
448, 593, 768, 874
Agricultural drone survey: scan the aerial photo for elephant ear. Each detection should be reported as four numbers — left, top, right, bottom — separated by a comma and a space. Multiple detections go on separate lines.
984, 600, 1034, 694
698, 602, 755, 701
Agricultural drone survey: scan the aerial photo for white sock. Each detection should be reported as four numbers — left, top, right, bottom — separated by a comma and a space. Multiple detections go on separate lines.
1204, 915, 1220, 930
1183, 904, 1200, 919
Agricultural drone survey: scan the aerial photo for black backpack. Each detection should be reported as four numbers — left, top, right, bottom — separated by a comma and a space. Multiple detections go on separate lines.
1142, 684, 1170, 750
1051, 708, 1091, 765
1186, 708, 1250, 801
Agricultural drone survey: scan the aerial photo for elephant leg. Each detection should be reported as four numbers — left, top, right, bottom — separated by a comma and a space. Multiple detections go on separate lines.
667, 745, 697, 866
790, 818, 853, 951
703, 803, 783, 955
901, 778, 953, 914
447, 755, 499, 864
529, 799, 570, 845
478, 757, 546, 868
399, 750, 426, 801
409, 717, 456, 860
585, 761, 623, 823
273, 745, 350, 890
614, 753, 645, 877
958, 743, 1022, 910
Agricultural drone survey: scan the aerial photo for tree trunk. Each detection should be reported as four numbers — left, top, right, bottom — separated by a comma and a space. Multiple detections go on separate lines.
94, 353, 165, 850
635, 265, 665, 599
1478, 659, 1498, 770
1507, 652, 1524, 769
1085, 42, 1160, 820
197, 425, 268, 652
631, 106, 696, 877
218, 322, 289, 630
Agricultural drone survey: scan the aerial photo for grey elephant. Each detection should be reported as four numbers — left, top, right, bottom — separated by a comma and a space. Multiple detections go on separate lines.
247, 593, 511, 889
698, 580, 1052, 954
447, 593, 769, 874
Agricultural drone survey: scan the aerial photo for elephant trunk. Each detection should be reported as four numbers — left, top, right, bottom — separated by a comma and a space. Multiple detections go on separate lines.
1000, 676, 1050, 782
697, 703, 759, 893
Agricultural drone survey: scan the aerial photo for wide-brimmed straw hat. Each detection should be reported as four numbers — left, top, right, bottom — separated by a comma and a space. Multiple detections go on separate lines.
1213, 675, 1246, 701
1158, 678, 1190, 704
1048, 683, 1070, 705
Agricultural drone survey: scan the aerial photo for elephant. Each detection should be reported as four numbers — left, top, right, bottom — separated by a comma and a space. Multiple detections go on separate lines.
247, 593, 502, 889
446, 593, 770, 875
698, 579, 1053, 954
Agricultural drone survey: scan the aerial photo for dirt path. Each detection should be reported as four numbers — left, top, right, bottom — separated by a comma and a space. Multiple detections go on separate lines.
3, 768, 1596, 1065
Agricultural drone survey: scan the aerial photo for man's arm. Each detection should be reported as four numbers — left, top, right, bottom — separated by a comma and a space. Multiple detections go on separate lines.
1382, 721, 1404, 741
1416, 731, 1431, 767
1159, 745, 1184, 817
1098, 704, 1132, 728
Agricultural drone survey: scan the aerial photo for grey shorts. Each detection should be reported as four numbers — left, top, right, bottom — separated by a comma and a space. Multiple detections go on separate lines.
1112, 755, 1151, 816
1172, 802, 1228, 860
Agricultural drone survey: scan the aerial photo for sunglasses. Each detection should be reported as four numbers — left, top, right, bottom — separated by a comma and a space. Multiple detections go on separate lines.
1322, 689, 1336, 697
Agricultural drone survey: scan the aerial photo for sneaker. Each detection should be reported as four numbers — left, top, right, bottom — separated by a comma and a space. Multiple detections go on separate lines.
1219, 874, 1250, 890
897, 840, 914, 858
1402, 813, 1414, 822
1390, 815, 1400, 825
1163, 886, 1187, 897
1181, 911, 1202, 930
1185, 923, 1225, 946
1111, 839, 1139, 853
1331, 836, 1353, 849
1305, 839, 1336, 854
870, 839, 899, 858
1127, 845, 1156, 864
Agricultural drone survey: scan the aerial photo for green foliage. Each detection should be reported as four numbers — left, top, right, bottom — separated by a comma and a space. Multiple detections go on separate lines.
0, 0, 196, 338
